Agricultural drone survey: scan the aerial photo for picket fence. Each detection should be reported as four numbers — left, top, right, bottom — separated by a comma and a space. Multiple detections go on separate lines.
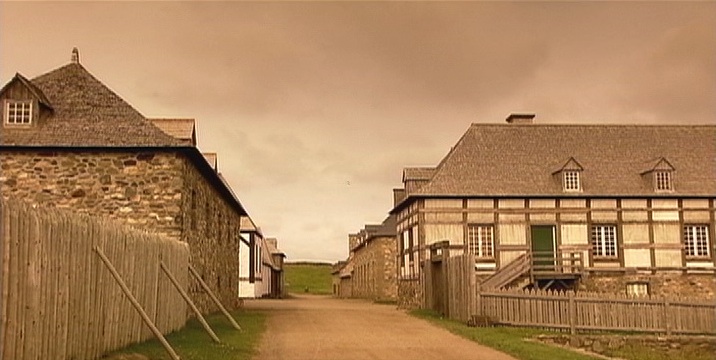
478, 288, 716, 335
428, 253, 716, 335
0, 198, 190, 360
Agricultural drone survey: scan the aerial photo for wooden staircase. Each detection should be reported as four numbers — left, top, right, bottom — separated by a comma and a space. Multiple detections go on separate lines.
480, 251, 584, 291
480, 253, 531, 290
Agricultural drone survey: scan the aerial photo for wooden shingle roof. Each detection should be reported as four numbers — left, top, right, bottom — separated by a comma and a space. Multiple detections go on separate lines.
1, 63, 181, 147
150, 118, 196, 146
402, 167, 435, 182
403, 123, 715, 201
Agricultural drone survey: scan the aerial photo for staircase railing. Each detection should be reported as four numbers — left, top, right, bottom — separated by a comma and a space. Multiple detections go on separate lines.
480, 253, 531, 290
480, 251, 584, 290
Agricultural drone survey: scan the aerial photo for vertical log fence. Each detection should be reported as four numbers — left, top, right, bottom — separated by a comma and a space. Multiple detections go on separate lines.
1, 198, 190, 360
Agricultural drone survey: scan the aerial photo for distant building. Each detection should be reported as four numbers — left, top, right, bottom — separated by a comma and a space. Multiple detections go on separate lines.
0, 49, 247, 313
334, 216, 397, 301
392, 114, 716, 308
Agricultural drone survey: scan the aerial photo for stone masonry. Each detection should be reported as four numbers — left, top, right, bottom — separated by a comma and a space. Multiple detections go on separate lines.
351, 235, 397, 301
0, 150, 243, 314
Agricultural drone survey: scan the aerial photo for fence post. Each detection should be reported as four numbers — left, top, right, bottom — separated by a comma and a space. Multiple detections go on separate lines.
568, 292, 576, 335
663, 299, 671, 336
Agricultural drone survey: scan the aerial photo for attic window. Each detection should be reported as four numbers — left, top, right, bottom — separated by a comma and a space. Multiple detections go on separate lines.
4, 100, 33, 125
563, 171, 581, 192
655, 171, 672, 191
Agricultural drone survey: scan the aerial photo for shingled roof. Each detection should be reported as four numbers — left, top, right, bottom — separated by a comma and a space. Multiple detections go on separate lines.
1, 61, 181, 147
399, 123, 715, 204
150, 118, 196, 146
402, 167, 435, 181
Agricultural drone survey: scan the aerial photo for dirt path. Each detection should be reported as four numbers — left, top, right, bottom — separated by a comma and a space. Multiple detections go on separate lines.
244, 294, 517, 360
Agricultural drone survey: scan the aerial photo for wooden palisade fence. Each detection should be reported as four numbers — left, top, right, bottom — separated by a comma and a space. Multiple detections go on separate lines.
430, 253, 716, 335
0, 198, 189, 360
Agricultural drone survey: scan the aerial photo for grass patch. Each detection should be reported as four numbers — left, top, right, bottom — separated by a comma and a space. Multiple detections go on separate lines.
284, 263, 332, 295
109, 309, 266, 360
410, 309, 601, 360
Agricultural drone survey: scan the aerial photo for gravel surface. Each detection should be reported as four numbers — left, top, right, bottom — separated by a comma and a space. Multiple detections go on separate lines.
244, 294, 517, 360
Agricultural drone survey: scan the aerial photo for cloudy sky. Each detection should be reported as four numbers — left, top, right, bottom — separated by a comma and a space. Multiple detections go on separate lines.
2, 2, 714, 262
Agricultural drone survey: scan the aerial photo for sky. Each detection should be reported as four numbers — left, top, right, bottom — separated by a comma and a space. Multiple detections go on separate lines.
1, 2, 714, 262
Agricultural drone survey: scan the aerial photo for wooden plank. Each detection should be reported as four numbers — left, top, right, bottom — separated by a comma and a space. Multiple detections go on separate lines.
189, 264, 242, 330
94, 246, 181, 360
161, 261, 220, 343
2, 202, 19, 360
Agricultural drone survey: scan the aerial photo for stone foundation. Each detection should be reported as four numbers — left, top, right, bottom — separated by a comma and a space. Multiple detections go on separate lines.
536, 334, 716, 358
398, 278, 422, 309
581, 273, 716, 299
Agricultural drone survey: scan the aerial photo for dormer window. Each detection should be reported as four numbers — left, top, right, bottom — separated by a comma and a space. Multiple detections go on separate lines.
655, 170, 673, 191
4, 100, 33, 125
563, 171, 581, 192
554, 157, 584, 193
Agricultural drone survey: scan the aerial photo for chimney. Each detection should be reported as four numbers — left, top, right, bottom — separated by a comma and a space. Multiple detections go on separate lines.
505, 113, 535, 124
71, 47, 80, 64
393, 188, 406, 207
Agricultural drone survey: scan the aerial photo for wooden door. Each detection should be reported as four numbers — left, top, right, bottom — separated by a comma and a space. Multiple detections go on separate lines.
530, 225, 555, 272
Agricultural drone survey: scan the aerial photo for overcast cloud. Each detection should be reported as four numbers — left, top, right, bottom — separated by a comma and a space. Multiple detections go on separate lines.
2, 2, 714, 262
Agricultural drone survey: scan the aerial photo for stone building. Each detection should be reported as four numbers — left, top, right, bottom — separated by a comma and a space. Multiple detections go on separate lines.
335, 216, 397, 301
392, 114, 716, 308
0, 49, 247, 314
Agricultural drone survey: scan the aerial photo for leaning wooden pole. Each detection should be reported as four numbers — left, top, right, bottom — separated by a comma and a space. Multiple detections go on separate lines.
160, 262, 221, 343
188, 264, 242, 331
94, 246, 181, 360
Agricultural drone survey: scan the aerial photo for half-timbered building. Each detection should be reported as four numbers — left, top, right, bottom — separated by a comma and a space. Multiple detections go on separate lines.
392, 114, 716, 307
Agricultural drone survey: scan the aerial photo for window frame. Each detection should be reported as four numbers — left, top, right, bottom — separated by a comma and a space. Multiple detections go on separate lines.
684, 224, 711, 259
467, 224, 495, 259
591, 224, 618, 259
4, 100, 33, 126
626, 282, 649, 297
654, 170, 673, 192
562, 170, 581, 192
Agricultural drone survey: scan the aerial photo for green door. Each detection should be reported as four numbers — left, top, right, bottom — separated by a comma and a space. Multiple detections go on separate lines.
531, 226, 555, 272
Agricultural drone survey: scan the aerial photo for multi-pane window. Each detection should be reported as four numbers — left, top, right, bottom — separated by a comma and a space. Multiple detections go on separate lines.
4, 101, 32, 125
591, 225, 617, 258
563, 171, 581, 191
655, 171, 672, 191
467, 225, 494, 258
626, 282, 649, 297
684, 225, 710, 258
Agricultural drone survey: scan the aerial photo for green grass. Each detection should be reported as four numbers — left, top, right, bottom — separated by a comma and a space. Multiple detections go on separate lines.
410, 309, 601, 360
109, 309, 266, 360
284, 262, 333, 295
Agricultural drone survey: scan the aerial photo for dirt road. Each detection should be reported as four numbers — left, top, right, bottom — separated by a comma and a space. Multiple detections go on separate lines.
244, 294, 516, 360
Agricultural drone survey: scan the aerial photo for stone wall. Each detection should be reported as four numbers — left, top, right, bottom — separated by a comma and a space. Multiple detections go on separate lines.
581, 273, 716, 299
397, 278, 422, 309
0, 151, 184, 238
536, 334, 716, 359
351, 235, 397, 301
180, 158, 242, 313
0, 149, 243, 314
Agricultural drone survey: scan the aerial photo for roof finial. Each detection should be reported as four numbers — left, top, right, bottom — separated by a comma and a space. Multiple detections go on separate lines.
71, 47, 80, 64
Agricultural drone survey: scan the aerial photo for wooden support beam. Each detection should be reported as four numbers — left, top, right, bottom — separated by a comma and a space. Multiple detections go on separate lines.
94, 246, 181, 360
159, 262, 220, 343
188, 264, 242, 331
